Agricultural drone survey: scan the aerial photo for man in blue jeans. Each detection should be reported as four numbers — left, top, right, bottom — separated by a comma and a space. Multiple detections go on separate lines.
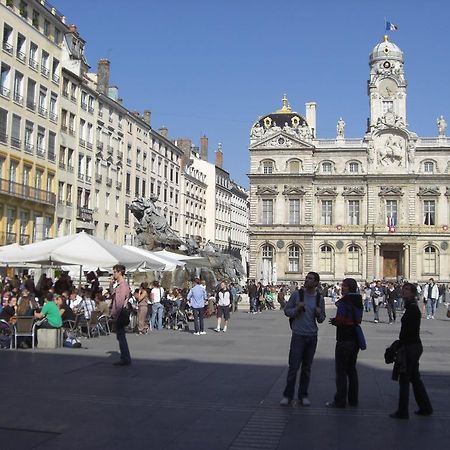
280, 272, 326, 407
187, 278, 207, 335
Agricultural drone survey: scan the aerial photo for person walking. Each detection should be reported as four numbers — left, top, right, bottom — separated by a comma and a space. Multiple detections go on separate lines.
389, 283, 433, 419
385, 282, 398, 324
187, 278, 207, 335
423, 278, 438, 319
280, 272, 326, 407
150, 280, 165, 330
327, 278, 363, 408
215, 281, 232, 333
247, 280, 257, 314
110, 264, 131, 366
371, 280, 384, 323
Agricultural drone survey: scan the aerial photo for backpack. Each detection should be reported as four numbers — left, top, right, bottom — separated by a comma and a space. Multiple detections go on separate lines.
289, 289, 322, 329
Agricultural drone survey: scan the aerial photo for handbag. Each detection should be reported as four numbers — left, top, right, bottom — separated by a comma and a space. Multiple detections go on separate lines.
352, 305, 366, 350
117, 307, 130, 328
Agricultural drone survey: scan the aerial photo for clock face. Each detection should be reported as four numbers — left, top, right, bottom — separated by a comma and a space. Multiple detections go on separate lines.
379, 79, 398, 98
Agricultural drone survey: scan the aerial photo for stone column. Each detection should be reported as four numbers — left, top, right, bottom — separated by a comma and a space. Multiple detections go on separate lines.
403, 244, 410, 280
374, 243, 381, 279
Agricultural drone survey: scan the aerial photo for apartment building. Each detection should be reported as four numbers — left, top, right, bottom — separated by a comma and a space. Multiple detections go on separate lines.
0, 0, 64, 245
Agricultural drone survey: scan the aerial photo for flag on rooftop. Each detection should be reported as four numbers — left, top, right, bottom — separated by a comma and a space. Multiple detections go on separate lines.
386, 21, 399, 31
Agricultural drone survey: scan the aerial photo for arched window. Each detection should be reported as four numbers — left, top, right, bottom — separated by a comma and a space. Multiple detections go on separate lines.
322, 162, 332, 173
423, 246, 437, 274
288, 245, 301, 272
349, 162, 359, 173
261, 244, 274, 284
262, 160, 274, 174
347, 245, 360, 273
423, 161, 434, 173
320, 245, 333, 273
288, 159, 301, 173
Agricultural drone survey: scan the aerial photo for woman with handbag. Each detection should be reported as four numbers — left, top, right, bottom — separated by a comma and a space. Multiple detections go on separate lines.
389, 283, 433, 419
327, 278, 363, 408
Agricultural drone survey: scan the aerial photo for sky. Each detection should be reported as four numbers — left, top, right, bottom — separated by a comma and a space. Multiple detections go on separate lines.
54, 0, 450, 187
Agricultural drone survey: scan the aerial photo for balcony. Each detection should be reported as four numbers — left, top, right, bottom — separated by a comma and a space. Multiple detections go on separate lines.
26, 100, 36, 111
68, 127, 75, 136
0, 178, 56, 207
127, 158, 132, 166
95, 173, 102, 183
48, 152, 55, 162
81, 102, 87, 111
2, 41, 13, 55
67, 165, 74, 173
78, 173, 84, 182
136, 163, 141, 170
41, 65, 50, 77
116, 181, 122, 190
29, 58, 38, 70
70, 95, 76, 103
59, 161, 66, 170
62, 90, 69, 98
77, 207, 93, 222
106, 177, 112, 186
5, 232, 16, 245
11, 137, 21, 149
117, 153, 123, 161
36, 146, 46, 158
98, 111, 103, 118
85, 175, 92, 183
0, 85, 10, 98
38, 106, 47, 117
107, 145, 114, 155
79, 138, 86, 148
24, 142, 33, 154
13, 92, 23, 105
49, 111, 58, 122
88, 106, 94, 114
86, 141, 93, 150
16, 50, 26, 62
19, 234, 30, 245
96, 141, 103, 150
52, 73, 59, 84
61, 124, 68, 133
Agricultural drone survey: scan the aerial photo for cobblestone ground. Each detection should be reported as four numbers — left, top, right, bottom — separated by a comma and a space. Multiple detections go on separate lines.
1, 303, 449, 449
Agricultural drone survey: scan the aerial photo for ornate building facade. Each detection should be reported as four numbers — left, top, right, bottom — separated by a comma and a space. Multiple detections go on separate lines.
249, 36, 450, 284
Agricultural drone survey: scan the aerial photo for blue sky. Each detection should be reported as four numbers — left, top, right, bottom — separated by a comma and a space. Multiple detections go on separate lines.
56, 0, 450, 187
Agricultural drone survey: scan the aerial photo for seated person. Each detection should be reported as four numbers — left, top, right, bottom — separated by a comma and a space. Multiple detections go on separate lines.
34, 294, 62, 329
55, 295, 75, 322
17, 292, 33, 316
94, 293, 110, 316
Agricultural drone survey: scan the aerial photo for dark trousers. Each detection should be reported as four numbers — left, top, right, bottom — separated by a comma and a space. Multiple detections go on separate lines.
334, 340, 359, 406
397, 343, 432, 416
192, 307, 204, 332
249, 296, 257, 313
283, 334, 318, 400
116, 325, 131, 364
372, 300, 379, 321
387, 301, 396, 322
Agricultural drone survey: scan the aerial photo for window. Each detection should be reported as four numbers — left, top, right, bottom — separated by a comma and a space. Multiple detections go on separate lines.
19, 1, 28, 19
289, 199, 300, 224
66, 184, 72, 204
35, 169, 43, 190
51, 58, 59, 83
22, 165, 31, 185
347, 245, 360, 273
321, 200, 333, 225
348, 200, 360, 225
13, 71, 24, 103
26, 78, 36, 110
49, 93, 58, 120
0, 108, 7, 143
135, 177, 140, 196
48, 132, 56, 160
382, 101, 393, 113
11, 114, 21, 149
288, 245, 300, 272
320, 245, 333, 273
322, 162, 332, 173
29, 43, 38, 69
423, 200, 435, 226
349, 162, 359, 173
261, 244, 274, 284
2, 24, 13, 53
32, 10, 40, 28
38, 86, 47, 115
423, 161, 434, 173
41, 51, 50, 77
289, 160, 300, 173
262, 160, 274, 174
58, 182, 64, 203
1, 63, 11, 98
54, 28, 62, 45
423, 247, 437, 274
9, 160, 18, 182
37, 126, 45, 155
16, 34, 26, 61
386, 200, 397, 227
44, 20, 50, 38
262, 199, 273, 224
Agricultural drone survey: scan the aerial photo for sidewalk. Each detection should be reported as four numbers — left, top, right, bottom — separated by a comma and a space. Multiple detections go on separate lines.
1, 305, 449, 449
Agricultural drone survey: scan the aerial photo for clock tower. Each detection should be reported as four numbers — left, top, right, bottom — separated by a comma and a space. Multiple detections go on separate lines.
368, 35, 407, 129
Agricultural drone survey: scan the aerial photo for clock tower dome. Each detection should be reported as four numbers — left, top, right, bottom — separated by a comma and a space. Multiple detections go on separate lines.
368, 35, 406, 128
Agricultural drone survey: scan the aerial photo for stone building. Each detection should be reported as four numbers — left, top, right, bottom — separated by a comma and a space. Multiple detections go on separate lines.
249, 36, 450, 284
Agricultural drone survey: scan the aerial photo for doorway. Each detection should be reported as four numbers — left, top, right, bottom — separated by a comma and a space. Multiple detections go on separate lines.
382, 249, 401, 279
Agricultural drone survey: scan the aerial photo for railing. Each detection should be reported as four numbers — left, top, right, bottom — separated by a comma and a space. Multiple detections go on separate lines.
98, 111, 103, 118
19, 234, 30, 245
29, 58, 38, 70
70, 95, 76, 102
79, 138, 86, 147
68, 127, 75, 136
85, 175, 91, 183
61, 124, 68, 133
48, 152, 55, 162
38, 106, 47, 117
0, 178, 56, 206
11, 137, 21, 149
62, 90, 69, 98
96, 141, 103, 150
36, 147, 46, 158
107, 145, 114, 154
95, 173, 102, 183
6, 232, 16, 245
106, 177, 112, 186
59, 161, 66, 170
52, 73, 59, 84
49, 112, 58, 122
13, 92, 23, 104
26, 100, 36, 111
77, 207, 93, 222
0, 85, 10, 98
67, 165, 74, 173
127, 158, 131, 165
86, 142, 93, 150
81, 102, 87, 111
78, 173, 84, 181
16, 50, 26, 62
41, 65, 50, 77
116, 181, 122, 190
2, 41, 13, 54
24, 142, 33, 154
0, 132, 8, 144
88, 106, 94, 114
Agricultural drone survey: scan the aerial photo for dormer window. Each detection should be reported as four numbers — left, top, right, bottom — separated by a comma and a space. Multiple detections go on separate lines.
322, 162, 332, 173
262, 160, 274, 174
423, 161, 434, 173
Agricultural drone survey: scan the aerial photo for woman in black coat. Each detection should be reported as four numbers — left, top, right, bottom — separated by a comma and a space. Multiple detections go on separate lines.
390, 282, 433, 419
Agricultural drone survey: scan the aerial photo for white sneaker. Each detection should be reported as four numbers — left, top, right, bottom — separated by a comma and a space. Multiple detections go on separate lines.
200, 331, 206, 335
426, 316, 430, 319
300, 397, 311, 407
279, 397, 292, 406
431, 316, 435, 319
222, 328, 227, 333
193, 332, 200, 336
214, 328, 220, 332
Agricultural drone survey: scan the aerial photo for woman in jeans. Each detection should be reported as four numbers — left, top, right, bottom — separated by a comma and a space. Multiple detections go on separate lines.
390, 283, 433, 419
327, 278, 363, 408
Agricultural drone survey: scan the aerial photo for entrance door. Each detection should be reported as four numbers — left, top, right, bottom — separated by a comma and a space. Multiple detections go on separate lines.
383, 251, 400, 278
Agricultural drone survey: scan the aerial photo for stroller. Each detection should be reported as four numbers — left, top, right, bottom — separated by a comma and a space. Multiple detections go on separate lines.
164, 299, 190, 331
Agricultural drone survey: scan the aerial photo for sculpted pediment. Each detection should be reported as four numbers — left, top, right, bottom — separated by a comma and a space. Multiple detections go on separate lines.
250, 131, 314, 150
282, 185, 306, 196
342, 186, 365, 196
315, 187, 338, 197
379, 186, 404, 196
256, 185, 279, 196
417, 187, 440, 197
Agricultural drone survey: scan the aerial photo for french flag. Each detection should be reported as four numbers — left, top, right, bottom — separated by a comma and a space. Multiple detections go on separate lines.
386, 21, 399, 31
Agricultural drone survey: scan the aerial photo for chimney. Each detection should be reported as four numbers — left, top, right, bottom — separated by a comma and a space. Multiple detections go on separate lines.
158, 127, 168, 138
215, 143, 223, 168
97, 59, 110, 95
305, 102, 317, 138
143, 110, 151, 126
200, 135, 208, 161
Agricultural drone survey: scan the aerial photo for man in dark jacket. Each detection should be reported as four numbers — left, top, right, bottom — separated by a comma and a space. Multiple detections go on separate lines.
247, 280, 258, 314
385, 282, 398, 324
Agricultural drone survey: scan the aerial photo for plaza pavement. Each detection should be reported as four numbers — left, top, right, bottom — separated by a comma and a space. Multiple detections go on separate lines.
1, 303, 450, 450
